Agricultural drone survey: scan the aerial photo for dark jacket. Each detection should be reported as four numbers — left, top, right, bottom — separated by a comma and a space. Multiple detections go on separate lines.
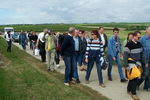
98, 33, 108, 49
79, 37, 87, 53
60, 35, 75, 56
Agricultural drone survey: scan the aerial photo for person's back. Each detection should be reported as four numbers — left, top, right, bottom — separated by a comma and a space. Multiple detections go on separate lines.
61, 35, 75, 56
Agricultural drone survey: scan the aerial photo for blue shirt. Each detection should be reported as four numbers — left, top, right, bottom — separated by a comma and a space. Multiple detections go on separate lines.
73, 37, 79, 51
140, 34, 150, 63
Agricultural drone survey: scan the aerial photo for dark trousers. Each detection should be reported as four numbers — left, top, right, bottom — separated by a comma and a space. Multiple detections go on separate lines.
55, 51, 60, 65
63, 55, 75, 83
39, 41, 46, 62
138, 62, 150, 90
7, 41, 12, 52
86, 57, 103, 84
127, 78, 140, 95
144, 62, 150, 89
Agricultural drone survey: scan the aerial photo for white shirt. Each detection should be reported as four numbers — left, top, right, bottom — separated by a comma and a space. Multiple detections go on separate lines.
38, 32, 45, 43
100, 33, 105, 46
5, 33, 12, 42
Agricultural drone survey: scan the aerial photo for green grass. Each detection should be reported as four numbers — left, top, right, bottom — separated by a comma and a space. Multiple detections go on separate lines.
0, 37, 109, 100
0, 22, 150, 32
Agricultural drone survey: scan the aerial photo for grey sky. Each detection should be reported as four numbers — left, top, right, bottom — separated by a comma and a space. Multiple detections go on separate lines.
0, 0, 150, 24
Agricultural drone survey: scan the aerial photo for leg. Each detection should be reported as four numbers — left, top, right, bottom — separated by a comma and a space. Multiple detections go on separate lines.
85, 57, 94, 81
64, 56, 71, 83
116, 55, 125, 80
72, 55, 79, 80
50, 50, 56, 70
107, 55, 113, 80
96, 60, 103, 84
46, 51, 51, 70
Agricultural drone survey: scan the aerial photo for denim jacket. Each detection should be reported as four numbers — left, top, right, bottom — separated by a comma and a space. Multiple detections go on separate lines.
140, 34, 150, 63
107, 36, 122, 57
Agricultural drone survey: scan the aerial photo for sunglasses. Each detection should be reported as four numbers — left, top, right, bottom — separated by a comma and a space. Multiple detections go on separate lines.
138, 37, 141, 39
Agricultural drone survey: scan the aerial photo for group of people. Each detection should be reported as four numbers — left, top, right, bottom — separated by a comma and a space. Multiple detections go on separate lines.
5, 26, 150, 100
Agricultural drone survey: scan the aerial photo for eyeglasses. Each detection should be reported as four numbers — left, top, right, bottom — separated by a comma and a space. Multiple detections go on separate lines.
138, 37, 141, 39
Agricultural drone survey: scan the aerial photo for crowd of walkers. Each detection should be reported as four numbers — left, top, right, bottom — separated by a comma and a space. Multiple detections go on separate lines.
4, 26, 150, 100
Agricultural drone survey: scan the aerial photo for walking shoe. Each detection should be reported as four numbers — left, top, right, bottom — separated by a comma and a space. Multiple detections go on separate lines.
99, 83, 106, 88
131, 94, 140, 100
76, 79, 81, 83
64, 83, 69, 86
47, 68, 51, 72
56, 64, 60, 68
85, 80, 90, 84
120, 79, 128, 83
108, 77, 113, 81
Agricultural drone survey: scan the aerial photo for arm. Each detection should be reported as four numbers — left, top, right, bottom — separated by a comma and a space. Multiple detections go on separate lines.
108, 38, 115, 57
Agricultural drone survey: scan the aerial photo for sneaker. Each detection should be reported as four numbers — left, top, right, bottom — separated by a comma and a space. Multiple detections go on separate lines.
131, 94, 140, 100
64, 83, 69, 86
76, 79, 81, 83
47, 68, 51, 72
120, 79, 128, 83
56, 64, 60, 68
108, 77, 113, 81
99, 83, 106, 88
85, 80, 90, 84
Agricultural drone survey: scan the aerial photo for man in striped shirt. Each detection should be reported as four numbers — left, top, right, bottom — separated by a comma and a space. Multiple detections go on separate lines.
85, 30, 105, 87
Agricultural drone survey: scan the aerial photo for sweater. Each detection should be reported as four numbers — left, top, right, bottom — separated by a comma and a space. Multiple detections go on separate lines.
123, 40, 143, 67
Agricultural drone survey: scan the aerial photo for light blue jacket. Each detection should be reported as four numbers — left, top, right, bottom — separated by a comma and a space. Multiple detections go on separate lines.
140, 34, 150, 63
107, 36, 122, 57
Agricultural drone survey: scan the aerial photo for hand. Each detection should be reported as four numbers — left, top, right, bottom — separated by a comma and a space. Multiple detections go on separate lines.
125, 67, 130, 70
145, 64, 148, 68
113, 57, 116, 61
120, 53, 123, 58
61, 56, 64, 59
85, 58, 88, 63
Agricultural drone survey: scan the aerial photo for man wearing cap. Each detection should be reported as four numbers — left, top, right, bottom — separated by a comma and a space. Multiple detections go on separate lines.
36, 29, 49, 62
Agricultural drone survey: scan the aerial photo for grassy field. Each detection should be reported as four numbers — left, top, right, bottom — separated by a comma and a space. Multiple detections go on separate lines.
0, 22, 150, 32
0, 37, 109, 100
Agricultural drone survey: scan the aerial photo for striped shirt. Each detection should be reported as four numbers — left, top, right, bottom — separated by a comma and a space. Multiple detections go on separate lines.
85, 38, 104, 59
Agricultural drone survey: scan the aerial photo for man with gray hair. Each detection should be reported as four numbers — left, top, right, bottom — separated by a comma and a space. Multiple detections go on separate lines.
61, 27, 80, 86
139, 26, 150, 91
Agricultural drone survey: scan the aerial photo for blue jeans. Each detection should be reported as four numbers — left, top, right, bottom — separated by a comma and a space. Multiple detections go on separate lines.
107, 54, 125, 80
85, 57, 103, 84
72, 53, 79, 79
63, 55, 79, 83
78, 52, 86, 66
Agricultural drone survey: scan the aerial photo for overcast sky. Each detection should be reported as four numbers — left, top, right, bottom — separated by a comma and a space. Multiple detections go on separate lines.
0, 0, 150, 24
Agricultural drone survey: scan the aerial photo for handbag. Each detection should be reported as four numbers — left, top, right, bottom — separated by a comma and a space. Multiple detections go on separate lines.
125, 65, 141, 80
34, 48, 40, 56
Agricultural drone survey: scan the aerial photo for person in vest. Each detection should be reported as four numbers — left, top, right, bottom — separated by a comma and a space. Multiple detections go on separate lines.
85, 30, 105, 87
5, 31, 12, 52
78, 30, 87, 71
124, 31, 142, 100
98, 27, 108, 51
107, 28, 127, 82
45, 30, 56, 71
19, 30, 27, 50
36, 29, 49, 62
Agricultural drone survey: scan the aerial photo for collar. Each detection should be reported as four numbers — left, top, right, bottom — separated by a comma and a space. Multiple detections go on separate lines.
68, 33, 72, 37
145, 34, 150, 40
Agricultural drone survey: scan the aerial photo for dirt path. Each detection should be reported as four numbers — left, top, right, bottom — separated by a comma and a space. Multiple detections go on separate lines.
13, 42, 150, 100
